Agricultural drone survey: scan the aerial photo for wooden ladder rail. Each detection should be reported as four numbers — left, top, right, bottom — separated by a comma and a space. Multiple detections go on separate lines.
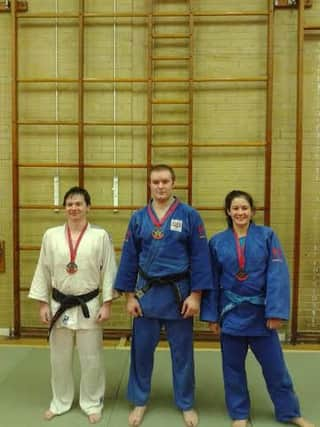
148, 0, 193, 203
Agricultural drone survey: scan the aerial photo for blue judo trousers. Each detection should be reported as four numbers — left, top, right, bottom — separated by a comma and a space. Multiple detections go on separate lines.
221, 332, 300, 421
201, 223, 301, 422
115, 198, 214, 410
129, 317, 194, 409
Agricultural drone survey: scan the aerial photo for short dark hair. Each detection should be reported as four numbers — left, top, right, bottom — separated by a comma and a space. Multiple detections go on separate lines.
149, 164, 176, 182
63, 186, 91, 207
224, 190, 255, 228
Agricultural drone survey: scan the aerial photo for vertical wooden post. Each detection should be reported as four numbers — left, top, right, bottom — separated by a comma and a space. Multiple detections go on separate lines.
291, 0, 305, 344
12, 0, 21, 337
146, 4, 153, 200
78, 0, 85, 187
188, 1, 193, 205
264, 0, 274, 226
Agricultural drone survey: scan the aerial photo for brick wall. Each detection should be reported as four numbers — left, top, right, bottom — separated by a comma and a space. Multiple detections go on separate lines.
0, 0, 319, 337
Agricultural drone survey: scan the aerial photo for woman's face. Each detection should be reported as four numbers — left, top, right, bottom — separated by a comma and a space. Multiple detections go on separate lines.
227, 196, 253, 229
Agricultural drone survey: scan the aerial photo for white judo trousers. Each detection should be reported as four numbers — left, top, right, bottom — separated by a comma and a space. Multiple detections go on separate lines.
49, 327, 105, 416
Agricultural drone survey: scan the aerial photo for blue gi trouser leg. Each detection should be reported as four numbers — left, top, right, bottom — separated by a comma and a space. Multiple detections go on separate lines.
127, 317, 161, 406
221, 333, 251, 420
166, 318, 194, 410
249, 331, 301, 422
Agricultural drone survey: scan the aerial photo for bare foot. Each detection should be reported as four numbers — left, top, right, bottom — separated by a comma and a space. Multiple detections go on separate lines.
128, 406, 147, 427
183, 409, 199, 427
232, 420, 248, 427
289, 417, 315, 427
88, 413, 102, 424
43, 410, 56, 421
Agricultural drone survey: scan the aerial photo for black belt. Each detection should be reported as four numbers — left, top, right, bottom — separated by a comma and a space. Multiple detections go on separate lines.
136, 268, 189, 309
48, 288, 99, 339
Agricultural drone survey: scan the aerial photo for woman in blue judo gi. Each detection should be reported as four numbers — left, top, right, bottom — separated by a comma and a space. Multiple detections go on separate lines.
114, 164, 214, 427
201, 190, 314, 427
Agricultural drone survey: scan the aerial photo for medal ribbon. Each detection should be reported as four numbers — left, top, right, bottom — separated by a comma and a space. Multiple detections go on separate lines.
66, 223, 88, 265
147, 198, 180, 228
233, 230, 246, 272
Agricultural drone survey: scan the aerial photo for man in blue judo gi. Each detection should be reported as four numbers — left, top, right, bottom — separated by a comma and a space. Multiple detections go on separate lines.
201, 190, 314, 427
115, 164, 214, 427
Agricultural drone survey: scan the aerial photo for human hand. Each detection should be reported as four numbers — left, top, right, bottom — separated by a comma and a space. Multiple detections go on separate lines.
181, 292, 201, 319
126, 294, 143, 318
208, 322, 220, 335
39, 302, 51, 324
266, 318, 283, 329
96, 301, 111, 323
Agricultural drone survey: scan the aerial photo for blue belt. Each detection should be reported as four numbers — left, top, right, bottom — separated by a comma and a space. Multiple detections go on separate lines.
221, 289, 265, 319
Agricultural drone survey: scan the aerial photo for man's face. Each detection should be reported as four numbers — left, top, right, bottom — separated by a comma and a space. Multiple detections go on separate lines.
65, 194, 89, 222
149, 170, 175, 203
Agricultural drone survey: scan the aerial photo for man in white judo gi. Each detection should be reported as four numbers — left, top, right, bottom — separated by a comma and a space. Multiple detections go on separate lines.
29, 186, 117, 424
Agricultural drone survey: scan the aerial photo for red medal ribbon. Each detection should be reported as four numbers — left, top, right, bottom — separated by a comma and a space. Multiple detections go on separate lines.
66, 222, 88, 267
148, 198, 180, 239
233, 230, 248, 281
148, 198, 179, 228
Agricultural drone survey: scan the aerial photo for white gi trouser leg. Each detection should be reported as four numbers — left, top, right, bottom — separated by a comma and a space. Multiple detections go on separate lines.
49, 327, 105, 416
49, 327, 75, 415
77, 328, 105, 415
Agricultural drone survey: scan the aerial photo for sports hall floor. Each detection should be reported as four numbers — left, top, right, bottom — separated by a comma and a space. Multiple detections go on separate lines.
0, 338, 319, 427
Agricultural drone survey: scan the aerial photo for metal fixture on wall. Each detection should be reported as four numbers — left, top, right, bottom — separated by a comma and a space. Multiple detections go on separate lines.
274, 0, 312, 8
0, 1, 28, 12
54, 0, 60, 212
112, 0, 119, 213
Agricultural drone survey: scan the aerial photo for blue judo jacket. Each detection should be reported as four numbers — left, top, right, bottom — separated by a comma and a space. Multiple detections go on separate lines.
201, 223, 290, 335
115, 199, 214, 319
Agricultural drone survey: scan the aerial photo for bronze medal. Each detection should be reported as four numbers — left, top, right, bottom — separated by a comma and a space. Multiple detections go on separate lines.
235, 269, 248, 281
66, 261, 78, 274
152, 228, 164, 240
66, 222, 88, 275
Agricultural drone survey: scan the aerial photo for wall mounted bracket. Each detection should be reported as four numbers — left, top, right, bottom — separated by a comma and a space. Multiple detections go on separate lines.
274, 0, 312, 7
0, 1, 28, 13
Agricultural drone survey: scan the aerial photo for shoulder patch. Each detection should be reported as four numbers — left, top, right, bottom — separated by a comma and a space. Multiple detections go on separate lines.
198, 223, 206, 239
272, 247, 283, 262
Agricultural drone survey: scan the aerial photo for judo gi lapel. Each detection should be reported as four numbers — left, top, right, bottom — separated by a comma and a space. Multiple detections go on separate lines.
143, 199, 180, 273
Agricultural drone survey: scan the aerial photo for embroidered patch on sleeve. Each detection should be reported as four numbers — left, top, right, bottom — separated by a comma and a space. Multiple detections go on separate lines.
272, 247, 283, 262
198, 223, 206, 239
